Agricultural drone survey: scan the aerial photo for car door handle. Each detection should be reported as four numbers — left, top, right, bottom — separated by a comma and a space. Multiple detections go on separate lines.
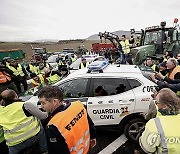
119, 100, 131, 105
129, 99, 135, 102
88, 102, 92, 104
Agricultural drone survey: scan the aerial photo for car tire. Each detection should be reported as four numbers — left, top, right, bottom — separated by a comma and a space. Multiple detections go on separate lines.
124, 118, 146, 143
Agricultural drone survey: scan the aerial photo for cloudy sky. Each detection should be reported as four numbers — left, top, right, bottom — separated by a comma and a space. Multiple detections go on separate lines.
0, 0, 179, 41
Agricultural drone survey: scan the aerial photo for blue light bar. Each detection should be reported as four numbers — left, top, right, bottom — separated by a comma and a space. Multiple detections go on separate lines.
87, 60, 109, 73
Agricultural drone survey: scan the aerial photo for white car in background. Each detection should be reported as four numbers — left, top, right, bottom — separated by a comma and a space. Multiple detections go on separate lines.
46, 54, 58, 70
69, 54, 99, 70
26, 62, 156, 142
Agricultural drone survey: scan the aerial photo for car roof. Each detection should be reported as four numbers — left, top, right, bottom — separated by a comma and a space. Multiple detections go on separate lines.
65, 64, 143, 80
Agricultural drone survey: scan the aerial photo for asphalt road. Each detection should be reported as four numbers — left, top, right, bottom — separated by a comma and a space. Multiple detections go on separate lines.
89, 127, 144, 154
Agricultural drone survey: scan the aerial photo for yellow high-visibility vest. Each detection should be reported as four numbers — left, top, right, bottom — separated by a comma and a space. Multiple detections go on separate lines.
31, 74, 46, 87
140, 114, 180, 153
47, 74, 60, 85
0, 102, 40, 146
120, 39, 130, 54
0, 106, 5, 143
8, 64, 25, 76
80, 62, 89, 69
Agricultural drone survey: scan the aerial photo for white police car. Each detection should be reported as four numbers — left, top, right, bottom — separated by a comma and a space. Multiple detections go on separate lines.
27, 61, 156, 142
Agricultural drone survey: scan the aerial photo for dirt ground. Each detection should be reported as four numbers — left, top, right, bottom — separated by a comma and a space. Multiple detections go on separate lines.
0, 40, 99, 62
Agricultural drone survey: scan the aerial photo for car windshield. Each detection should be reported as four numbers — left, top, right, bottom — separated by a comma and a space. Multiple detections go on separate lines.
46, 55, 58, 63
144, 31, 162, 45
144, 30, 168, 45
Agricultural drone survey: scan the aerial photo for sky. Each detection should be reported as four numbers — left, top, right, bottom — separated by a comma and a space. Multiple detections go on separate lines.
0, 0, 180, 42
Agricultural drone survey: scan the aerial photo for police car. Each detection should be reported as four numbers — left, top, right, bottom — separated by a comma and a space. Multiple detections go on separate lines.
27, 61, 156, 142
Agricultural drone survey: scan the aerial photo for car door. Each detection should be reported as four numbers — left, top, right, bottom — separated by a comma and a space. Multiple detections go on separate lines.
87, 77, 136, 126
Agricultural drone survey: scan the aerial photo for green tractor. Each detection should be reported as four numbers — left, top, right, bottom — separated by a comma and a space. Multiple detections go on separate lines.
131, 18, 180, 65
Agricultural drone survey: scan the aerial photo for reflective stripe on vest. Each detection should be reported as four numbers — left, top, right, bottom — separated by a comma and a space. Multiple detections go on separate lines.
29, 64, 35, 73
8, 64, 25, 76
29, 64, 40, 74
0, 71, 11, 83
58, 61, 64, 66
69, 130, 90, 153
168, 66, 180, 80
46, 63, 50, 68
151, 64, 156, 71
31, 79, 41, 87
34, 66, 40, 75
31, 74, 46, 87
0, 102, 40, 146
48, 101, 90, 154
71, 57, 76, 63
0, 128, 4, 143
154, 118, 168, 154
39, 74, 46, 86
120, 40, 130, 54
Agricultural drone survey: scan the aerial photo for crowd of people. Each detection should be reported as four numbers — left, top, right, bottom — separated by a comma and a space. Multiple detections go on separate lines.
0, 56, 72, 96
0, 44, 179, 153
0, 53, 97, 153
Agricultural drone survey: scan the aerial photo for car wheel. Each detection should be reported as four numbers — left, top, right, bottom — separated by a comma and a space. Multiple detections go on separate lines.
124, 118, 146, 143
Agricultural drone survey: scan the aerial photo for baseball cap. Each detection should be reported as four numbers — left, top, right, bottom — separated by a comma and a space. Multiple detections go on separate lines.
159, 61, 167, 67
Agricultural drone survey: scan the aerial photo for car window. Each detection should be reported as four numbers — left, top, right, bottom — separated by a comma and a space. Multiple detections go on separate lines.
59, 78, 88, 98
92, 78, 131, 96
127, 79, 141, 89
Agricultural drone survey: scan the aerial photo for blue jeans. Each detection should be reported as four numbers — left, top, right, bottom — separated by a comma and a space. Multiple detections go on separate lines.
120, 53, 128, 64
8, 126, 47, 154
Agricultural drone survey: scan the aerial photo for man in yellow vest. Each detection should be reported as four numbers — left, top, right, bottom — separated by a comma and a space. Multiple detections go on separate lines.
139, 88, 180, 153
144, 57, 159, 72
7, 60, 28, 93
30, 73, 48, 88
0, 95, 8, 154
26, 60, 40, 77
38, 86, 96, 154
166, 58, 180, 80
79, 58, 89, 69
120, 35, 130, 64
0, 89, 48, 154
44, 68, 61, 85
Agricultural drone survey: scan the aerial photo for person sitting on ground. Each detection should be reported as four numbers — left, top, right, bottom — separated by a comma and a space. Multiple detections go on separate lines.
0, 89, 48, 154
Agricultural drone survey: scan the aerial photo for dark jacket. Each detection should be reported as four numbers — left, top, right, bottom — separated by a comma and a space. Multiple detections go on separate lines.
43, 102, 96, 154
157, 77, 180, 92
